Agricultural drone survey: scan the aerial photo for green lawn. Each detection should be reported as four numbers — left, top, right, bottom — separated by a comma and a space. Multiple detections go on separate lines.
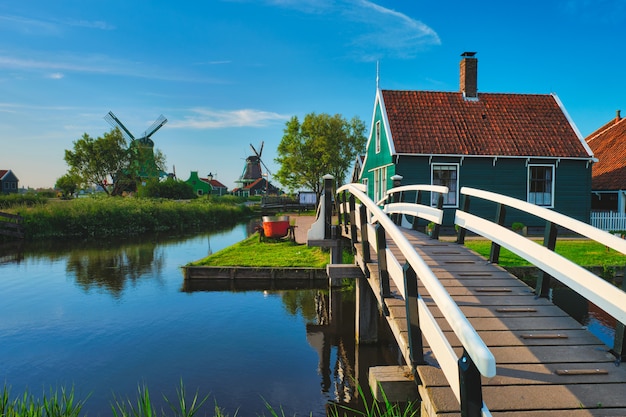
191, 234, 331, 268
463, 238, 626, 267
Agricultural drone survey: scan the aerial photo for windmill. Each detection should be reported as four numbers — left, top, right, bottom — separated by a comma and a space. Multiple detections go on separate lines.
104, 111, 168, 180
237, 141, 272, 187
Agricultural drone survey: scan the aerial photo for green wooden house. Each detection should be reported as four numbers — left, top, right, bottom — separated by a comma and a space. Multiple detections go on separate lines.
185, 171, 228, 196
0, 169, 19, 194
359, 52, 595, 227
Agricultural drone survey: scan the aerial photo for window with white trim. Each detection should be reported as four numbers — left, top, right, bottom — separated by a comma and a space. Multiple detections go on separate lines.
372, 166, 387, 204
431, 164, 458, 207
375, 121, 381, 154
528, 165, 554, 207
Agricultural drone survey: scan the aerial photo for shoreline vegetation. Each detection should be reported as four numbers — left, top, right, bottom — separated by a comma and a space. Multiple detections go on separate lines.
0, 194, 253, 240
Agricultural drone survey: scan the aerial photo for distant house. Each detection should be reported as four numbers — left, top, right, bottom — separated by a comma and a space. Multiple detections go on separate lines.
585, 110, 626, 213
232, 177, 280, 197
359, 52, 595, 227
0, 170, 19, 194
185, 171, 228, 196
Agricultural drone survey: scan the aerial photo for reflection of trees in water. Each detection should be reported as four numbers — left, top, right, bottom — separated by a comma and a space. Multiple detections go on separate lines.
279, 289, 320, 321
66, 243, 165, 298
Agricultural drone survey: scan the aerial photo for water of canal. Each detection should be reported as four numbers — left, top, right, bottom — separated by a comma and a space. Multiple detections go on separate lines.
0, 223, 398, 416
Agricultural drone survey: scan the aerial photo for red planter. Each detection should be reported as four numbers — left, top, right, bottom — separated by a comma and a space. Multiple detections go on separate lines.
262, 216, 290, 239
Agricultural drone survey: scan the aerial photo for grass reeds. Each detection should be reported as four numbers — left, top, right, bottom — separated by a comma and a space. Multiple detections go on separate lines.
2, 382, 418, 417
5, 196, 252, 240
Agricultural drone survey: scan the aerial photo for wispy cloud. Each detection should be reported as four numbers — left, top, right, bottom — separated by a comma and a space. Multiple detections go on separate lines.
0, 52, 224, 83
259, 0, 440, 60
170, 108, 290, 129
0, 14, 115, 34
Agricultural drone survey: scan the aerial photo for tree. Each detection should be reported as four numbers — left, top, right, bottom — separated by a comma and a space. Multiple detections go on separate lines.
55, 173, 81, 198
274, 113, 366, 196
64, 129, 129, 196
64, 128, 168, 196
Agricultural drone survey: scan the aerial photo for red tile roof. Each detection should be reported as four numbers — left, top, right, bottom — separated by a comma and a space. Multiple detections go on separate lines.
585, 115, 626, 190
381, 90, 591, 158
200, 177, 227, 189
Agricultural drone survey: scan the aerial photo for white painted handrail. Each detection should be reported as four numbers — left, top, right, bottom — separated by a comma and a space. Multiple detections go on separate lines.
337, 184, 496, 379
376, 184, 449, 226
458, 187, 626, 324
461, 187, 626, 255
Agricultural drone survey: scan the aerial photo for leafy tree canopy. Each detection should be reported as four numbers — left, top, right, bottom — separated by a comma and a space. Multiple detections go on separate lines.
64, 128, 167, 196
274, 113, 366, 195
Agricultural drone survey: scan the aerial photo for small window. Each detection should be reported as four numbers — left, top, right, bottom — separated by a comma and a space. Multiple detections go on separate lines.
197, 189, 203, 196
528, 165, 554, 207
431, 164, 458, 207
375, 121, 381, 154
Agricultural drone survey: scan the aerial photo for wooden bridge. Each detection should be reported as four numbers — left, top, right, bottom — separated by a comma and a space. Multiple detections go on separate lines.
308, 176, 626, 417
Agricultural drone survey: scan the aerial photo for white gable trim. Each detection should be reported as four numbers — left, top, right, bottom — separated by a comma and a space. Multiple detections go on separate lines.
551, 93, 595, 159
362, 88, 395, 172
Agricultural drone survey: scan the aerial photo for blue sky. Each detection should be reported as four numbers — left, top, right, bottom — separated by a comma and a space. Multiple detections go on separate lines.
2, 0, 625, 190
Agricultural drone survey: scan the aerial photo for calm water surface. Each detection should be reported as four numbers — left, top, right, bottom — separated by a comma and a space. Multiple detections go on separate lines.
0, 224, 389, 416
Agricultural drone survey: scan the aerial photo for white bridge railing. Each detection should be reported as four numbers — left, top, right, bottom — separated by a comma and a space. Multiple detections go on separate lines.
337, 183, 495, 417
457, 187, 626, 359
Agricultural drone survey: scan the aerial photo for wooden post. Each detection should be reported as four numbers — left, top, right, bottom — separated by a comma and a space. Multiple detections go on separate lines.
403, 263, 425, 367
323, 174, 334, 240
489, 203, 506, 264
612, 272, 626, 362
359, 205, 371, 265
411, 190, 423, 231
432, 193, 444, 240
457, 194, 470, 244
356, 273, 378, 343
391, 175, 403, 225
349, 195, 358, 252
458, 349, 483, 417
375, 223, 391, 312
330, 225, 342, 264
535, 221, 558, 298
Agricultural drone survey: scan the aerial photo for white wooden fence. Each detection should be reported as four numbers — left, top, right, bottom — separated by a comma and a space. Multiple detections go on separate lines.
590, 211, 626, 231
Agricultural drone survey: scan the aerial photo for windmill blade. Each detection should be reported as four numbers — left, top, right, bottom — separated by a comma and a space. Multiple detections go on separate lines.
250, 143, 260, 157
104, 111, 135, 141
260, 158, 272, 177
258, 141, 264, 157
143, 114, 168, 139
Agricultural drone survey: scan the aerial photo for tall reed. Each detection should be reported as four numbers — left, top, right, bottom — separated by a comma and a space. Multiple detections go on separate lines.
10, 197, 252, 239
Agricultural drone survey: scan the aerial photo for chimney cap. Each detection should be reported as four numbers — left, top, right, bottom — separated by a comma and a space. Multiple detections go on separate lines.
461, 51, 477, 57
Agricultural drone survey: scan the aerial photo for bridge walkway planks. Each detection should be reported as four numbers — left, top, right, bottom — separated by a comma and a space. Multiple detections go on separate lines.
355, 226, 626, 416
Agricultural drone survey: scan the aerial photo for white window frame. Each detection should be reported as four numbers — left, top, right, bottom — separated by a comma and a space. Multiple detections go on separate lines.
431, 163, 459, 208
375, 121, 381, 154
528, 164, 555, 208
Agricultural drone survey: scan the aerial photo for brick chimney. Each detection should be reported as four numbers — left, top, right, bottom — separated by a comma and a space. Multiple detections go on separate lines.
460, 52, 478, 99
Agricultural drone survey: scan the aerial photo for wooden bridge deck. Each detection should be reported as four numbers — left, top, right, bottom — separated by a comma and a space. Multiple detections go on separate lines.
356, 227, 626, 416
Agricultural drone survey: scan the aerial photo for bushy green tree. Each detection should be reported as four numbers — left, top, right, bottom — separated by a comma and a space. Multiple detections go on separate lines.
274, 113, 366, 195
64, 129, 129, 195
139, 178, 197, 199
64, 128, 168, 196
55, 173, 81, 198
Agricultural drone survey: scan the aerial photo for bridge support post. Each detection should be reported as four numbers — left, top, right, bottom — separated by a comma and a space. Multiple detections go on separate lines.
489, 203, 506, 263
458, 349, 483, 417
330, 225, 342, 264
411, 190, 423, 231
359, 205, 371, 267
375, 223, 391, 313
457, 195, 470, 244
356, 275, 378, 343
535, 221, 558, 298
349, 195, 358, 252
403, 263, 425, 367
323, 174, 334, 240
612, 272, 626, 362
391, 175, 403, 225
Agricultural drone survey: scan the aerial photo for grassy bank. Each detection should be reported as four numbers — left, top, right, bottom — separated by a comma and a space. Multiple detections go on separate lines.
191, 234, 332, 268
463, 238, 626, 267
2, 196, 253, 240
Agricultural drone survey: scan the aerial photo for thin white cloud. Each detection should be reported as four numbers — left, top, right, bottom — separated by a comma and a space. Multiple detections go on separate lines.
0, 14, 114, 33
170, 108, 290, 129
47, 72, 64, 79
0, 52, 224, 83
259, 0, 440, 60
